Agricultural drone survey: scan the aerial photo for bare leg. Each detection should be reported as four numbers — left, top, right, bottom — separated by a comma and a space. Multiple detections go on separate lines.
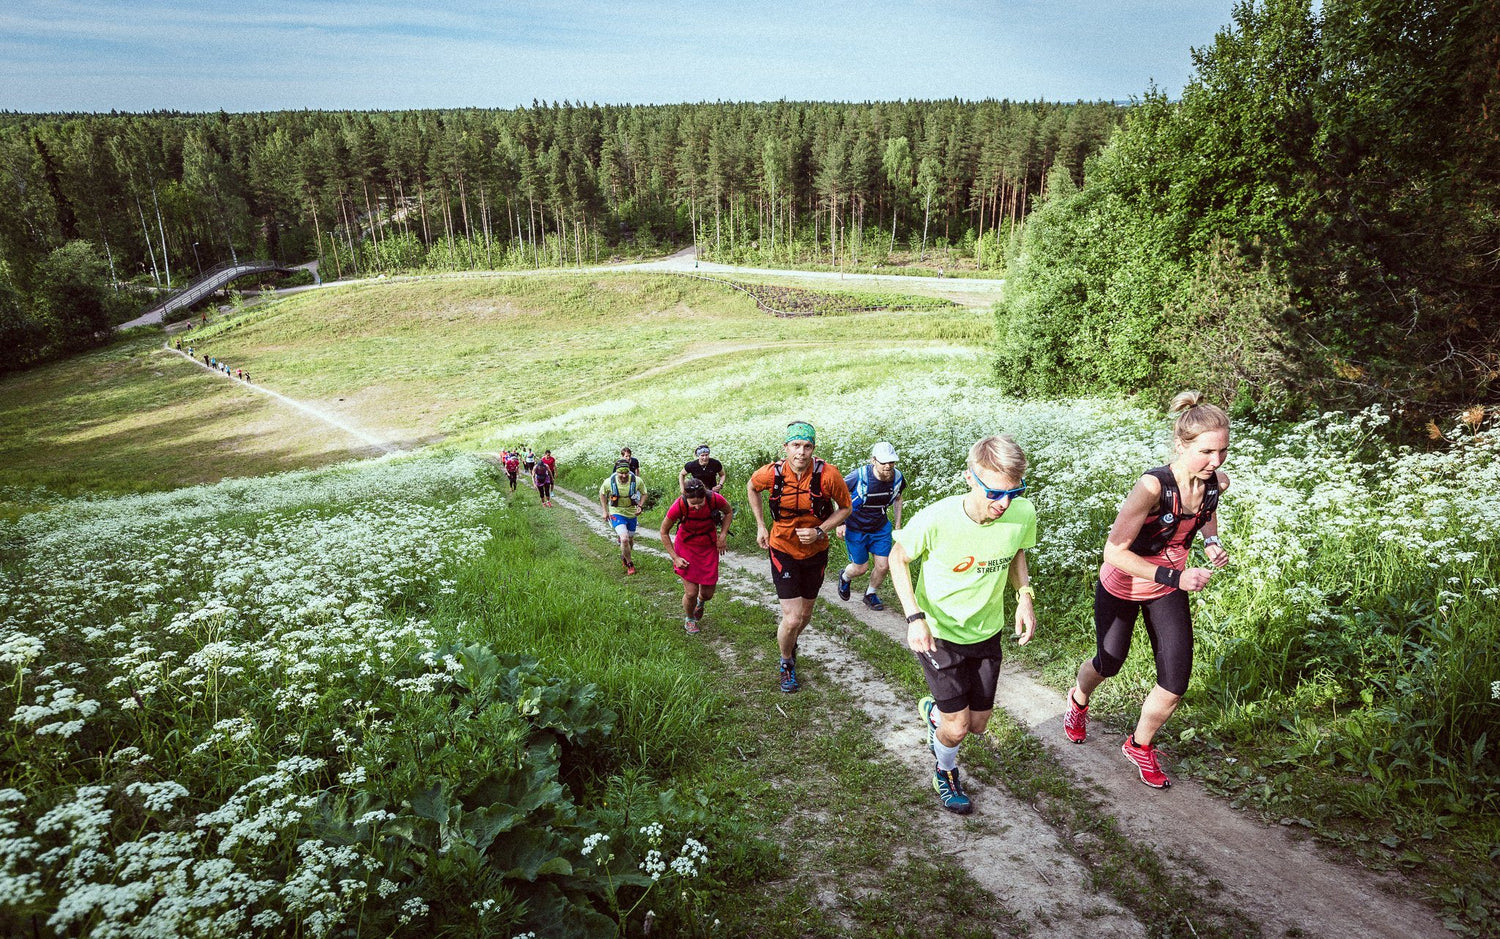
1075, 658, 1106, 705
1132, 685, 1183, 746
869, 555, 890, 592
776, 597, 815, 659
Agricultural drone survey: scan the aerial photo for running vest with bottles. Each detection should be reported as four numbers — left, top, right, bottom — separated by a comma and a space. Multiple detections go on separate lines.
608, 475, 640, 507
770, 459, 833, 521
845, 464, 905, 532
1128, 466, 1221, 557
672, 496, 725, 538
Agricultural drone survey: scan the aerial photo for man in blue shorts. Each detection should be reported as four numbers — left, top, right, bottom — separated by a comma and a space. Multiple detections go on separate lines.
599, 459, 647, 575
837, 441, 905, 611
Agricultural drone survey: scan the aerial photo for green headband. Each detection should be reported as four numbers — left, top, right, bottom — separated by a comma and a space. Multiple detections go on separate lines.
785, 421, 816, 444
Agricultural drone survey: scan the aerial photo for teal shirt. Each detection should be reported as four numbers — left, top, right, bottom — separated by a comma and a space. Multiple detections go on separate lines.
893, 494, 1037, 645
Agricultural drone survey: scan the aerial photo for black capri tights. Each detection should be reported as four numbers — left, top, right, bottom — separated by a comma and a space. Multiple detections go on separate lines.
1091, 581, 1194, 696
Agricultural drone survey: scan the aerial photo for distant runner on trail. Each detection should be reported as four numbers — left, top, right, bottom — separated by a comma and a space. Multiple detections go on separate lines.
837, 441, 905, 611
746, 421, 852, 693
889, 434, 1037, 815
541, 449, 557, 479
1064, 392, 1230, 789
502, 450, 520, 492
600, 459, 647, 575
523, 447, 537, 477
619, 447, 641, 480
680, 444, 725, 493
533, 457, 555, 507
661, 477, 733, 634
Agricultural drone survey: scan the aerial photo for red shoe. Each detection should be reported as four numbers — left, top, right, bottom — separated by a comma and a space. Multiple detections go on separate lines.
625, 562, 636, 576
1064, 686, 1088, 744
1122, 734, 1172, 788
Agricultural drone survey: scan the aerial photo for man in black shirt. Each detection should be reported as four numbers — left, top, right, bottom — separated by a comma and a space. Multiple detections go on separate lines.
680, 444, 725, 494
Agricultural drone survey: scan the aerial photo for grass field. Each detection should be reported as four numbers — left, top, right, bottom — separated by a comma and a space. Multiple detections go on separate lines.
2, 271, 1497, 934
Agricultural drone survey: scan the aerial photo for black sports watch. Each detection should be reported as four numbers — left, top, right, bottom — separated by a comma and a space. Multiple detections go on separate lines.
906, 612, 927, 624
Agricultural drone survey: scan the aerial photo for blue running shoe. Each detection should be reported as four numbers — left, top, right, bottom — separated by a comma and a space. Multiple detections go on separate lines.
919, 695, 939, 757
779, 660, 800, 694
837, 574, 851, 601
933, 766, 972, 815
863, 592, 885, 611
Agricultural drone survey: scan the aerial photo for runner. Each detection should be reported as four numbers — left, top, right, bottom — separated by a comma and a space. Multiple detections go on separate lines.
502, 450, 520, 492
620, 447, 640, 479
541, 449, 557, 480
523, 447, 537, 479
599, 459, 647, 575
1063, 392, 1230, 789
746, 421, 852, 693
680, 444, 725, 493
889, 434, 1037, 815
534, 456, 555, 507
660, 477, 733, 634
837, 441, 905, 611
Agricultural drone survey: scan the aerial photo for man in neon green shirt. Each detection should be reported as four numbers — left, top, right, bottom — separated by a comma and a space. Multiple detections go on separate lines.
889, 434, 1038, 814
599, 460, 647, 575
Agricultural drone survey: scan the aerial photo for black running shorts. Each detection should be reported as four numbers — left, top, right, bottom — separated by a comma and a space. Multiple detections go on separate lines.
768, 547, 828, 600
916, 632, 1004, 714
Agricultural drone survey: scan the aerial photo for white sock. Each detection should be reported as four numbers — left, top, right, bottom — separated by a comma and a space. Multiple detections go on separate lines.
934, 739, 960, 772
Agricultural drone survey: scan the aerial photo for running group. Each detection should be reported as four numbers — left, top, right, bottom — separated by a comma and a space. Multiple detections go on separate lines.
586, 395, 1232, 816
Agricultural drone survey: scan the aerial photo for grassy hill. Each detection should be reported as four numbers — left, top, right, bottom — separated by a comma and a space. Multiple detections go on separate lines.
1, 272, 1496, 935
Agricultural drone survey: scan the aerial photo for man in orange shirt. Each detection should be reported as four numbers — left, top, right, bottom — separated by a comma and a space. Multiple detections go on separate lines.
747, 420, 853, 693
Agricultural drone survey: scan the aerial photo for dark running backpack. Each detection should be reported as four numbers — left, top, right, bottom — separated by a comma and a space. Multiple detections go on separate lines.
1128, 466, 1221, 557
770, 459, 833, 521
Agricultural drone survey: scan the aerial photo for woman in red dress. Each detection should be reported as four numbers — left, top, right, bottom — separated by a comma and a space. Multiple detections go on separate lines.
660, 478, 733, 634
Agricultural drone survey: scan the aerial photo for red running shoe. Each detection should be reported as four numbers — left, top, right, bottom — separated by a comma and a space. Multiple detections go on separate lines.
625, 561, 636, 576
1064, 686, 1088, 744
1122, 734, 1172, 788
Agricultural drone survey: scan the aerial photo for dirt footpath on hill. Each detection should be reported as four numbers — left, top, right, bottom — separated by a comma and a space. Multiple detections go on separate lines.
553, 486, 1448, 939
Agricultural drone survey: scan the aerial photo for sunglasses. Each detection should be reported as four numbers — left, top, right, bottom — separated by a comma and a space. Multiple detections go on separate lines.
968, 465, 1027, 501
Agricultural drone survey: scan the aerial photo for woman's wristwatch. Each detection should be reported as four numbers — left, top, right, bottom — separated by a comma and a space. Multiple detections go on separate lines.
1203, 535, 1223, 548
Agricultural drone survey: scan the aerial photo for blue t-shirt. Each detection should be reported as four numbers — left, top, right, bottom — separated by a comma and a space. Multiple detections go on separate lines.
844, 464, 905, 533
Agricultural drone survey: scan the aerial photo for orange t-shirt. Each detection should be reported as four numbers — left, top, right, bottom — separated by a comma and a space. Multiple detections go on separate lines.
749, 460, 852, 559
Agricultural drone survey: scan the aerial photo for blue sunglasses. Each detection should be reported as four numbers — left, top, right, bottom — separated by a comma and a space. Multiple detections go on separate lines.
968, 465, 1027, 501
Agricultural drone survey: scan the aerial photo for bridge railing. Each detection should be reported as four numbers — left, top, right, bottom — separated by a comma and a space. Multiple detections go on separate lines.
142, 259, 289, 319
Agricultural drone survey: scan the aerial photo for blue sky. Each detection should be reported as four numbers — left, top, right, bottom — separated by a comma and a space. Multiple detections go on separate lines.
1, 1, 1240, 113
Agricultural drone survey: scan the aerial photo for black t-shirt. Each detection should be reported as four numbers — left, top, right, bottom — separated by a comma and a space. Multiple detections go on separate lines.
683, 458, 723, 489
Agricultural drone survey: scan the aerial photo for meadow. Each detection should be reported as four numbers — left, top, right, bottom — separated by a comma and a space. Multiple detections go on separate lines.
1, 273, 1496, 934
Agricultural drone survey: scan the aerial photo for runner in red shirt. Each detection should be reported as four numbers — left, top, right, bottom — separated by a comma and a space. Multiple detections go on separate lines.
660, 478, 733, 633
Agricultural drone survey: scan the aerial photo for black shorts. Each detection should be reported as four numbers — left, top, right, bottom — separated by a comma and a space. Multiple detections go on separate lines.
916, 633, 1004, 714
1092, 580, 1194, 696
768, 548, 828, 600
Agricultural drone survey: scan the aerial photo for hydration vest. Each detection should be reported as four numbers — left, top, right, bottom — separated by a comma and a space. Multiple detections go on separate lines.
1128, 466, 1221, 557
671, 496, 725, 537
770, 459, 833, 522
608, 474, 640, 507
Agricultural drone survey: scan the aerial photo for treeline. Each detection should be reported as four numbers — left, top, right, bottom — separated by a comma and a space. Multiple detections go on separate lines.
0, 99, 1118, 372
995, 0, 1500, 414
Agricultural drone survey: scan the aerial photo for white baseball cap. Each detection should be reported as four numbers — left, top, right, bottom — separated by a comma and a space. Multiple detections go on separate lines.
871, 441, 899, 463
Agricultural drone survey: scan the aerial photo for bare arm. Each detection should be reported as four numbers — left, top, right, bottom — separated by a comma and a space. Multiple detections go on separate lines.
888, 540, 934, 654
891, 493, 904, 530
1008, 549, 1035, 645
1199, 471, 1231, 568
1103, 476, 1214, 591
747, 477, 770, 549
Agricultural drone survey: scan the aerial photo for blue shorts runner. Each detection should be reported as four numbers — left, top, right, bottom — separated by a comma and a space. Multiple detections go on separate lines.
844, 524, 893, 565
608, 514, 639, 535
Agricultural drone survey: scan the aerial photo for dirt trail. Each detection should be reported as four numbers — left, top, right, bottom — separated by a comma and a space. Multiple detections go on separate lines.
551, 485, 1447, 939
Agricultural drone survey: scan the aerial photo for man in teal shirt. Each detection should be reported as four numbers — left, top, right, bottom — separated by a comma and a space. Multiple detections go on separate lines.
889, 434, 1038, 814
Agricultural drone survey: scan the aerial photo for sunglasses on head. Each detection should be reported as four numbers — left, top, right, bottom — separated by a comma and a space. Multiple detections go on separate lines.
968, 465, 1027, 501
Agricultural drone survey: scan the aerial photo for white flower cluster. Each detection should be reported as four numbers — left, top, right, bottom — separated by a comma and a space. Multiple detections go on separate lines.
0, 454, 507, 934
581, 832, 610, 857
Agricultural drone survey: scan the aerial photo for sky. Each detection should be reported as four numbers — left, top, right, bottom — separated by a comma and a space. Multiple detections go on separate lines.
1, 1, 1241, 113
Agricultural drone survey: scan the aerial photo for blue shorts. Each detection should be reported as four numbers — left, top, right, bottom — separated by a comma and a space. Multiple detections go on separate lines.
609, 514, 638, 536
844, 525, 893, 565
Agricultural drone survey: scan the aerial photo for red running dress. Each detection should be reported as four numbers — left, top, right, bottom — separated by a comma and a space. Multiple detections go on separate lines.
667, 493, 730, 586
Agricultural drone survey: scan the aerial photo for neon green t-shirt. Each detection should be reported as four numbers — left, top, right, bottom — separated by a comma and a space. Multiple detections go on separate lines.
599, 473, 644, 517
893, 494, 1037, 645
